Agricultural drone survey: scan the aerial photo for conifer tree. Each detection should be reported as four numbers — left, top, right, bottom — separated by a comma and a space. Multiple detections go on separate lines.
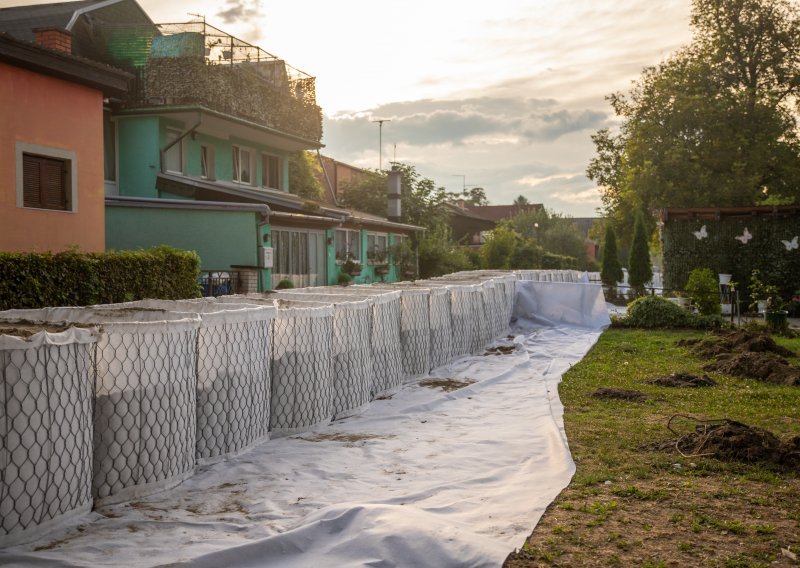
628, 212, 653, 293
600, 224, 623, 287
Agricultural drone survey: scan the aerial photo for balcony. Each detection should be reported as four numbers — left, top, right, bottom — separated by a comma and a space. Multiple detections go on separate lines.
120, 22, 322, 143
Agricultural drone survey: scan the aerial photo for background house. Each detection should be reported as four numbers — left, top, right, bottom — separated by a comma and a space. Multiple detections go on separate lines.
0, 29, 129, 253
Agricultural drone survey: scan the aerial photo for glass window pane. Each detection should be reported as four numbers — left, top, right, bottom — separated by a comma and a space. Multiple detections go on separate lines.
335, 230, 347, 261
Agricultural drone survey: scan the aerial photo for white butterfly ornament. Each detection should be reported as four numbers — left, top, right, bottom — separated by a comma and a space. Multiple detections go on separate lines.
693, 225, 708, 240
782, 236, 798, 251
735, 227, 752, 244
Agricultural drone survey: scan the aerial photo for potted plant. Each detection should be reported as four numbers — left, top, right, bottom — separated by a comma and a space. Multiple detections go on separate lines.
747, 269, 779, 314
342, 253, 362, 277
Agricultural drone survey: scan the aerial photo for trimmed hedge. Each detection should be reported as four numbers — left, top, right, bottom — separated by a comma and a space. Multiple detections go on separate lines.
612, 295, 727, 330
0, 246, 201, 310
662, 214, 800, 303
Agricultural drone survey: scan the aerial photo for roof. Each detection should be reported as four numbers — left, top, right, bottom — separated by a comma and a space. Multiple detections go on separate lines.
660, 205, 800, 221
0, 0, 153, 42
0, 31, 130, 95
105, 195, 270, 217
466, 203, 543, 222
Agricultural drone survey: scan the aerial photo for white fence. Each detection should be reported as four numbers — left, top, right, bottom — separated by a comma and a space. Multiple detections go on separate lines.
0, 269, 589, 544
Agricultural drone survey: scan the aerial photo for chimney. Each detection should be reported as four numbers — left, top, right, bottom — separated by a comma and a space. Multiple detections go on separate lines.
33, 27, 72, 54
387, 165, 401, 222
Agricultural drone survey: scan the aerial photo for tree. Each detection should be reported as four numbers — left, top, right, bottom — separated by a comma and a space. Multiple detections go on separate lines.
288, 151, 324, 200
481, 225, 519, 269
627, 212, 653, 293
506, 208, 587, 267
448, 186, 489, 206
588, 0, 800, 235
600, 224, 624, 287
513, 195, 529, 206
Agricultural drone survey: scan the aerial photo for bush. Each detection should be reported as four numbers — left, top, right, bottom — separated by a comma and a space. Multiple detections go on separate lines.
275, 279, 295, 289
613, 295, 727, 329
685, 267, 721, 316
336, 273, 352, 285
0, 246, 200, 310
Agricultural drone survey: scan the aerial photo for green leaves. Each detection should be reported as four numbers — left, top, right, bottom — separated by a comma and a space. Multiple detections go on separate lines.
0, 246, 201, 310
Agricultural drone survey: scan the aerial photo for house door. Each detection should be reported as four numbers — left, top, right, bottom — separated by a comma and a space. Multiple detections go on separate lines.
271, 228, 326, 289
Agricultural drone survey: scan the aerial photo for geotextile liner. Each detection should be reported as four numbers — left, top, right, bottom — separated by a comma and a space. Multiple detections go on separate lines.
0, 326, 98, 546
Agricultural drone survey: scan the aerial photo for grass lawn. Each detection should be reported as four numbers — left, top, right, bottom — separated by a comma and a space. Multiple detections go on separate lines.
504, 327, 800, 567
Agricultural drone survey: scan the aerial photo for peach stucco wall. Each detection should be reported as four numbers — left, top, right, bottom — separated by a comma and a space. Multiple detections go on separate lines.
0, 62, 105, 252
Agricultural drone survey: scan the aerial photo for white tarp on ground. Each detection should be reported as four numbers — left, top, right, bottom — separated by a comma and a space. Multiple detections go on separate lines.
0, 288, 608, 568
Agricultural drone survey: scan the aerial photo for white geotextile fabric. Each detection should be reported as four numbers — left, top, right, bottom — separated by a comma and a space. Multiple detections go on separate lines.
513, 281, 612, 329
0, 307, 607, 568
0, 327, 99, 350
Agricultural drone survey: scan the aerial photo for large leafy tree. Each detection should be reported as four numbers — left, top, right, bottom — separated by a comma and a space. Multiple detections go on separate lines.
588, 0, 800, 236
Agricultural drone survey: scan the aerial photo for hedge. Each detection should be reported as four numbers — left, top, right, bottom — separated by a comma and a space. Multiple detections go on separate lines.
0, 246, 201, 310
662, 214, 800, 303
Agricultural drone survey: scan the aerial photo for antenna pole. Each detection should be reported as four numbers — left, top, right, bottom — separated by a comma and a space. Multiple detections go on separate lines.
372, 119, 391, 170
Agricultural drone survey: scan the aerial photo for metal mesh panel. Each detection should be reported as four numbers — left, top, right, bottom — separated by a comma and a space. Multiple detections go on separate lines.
271, 297, 373, 418
0, 334, 95, 544
397, 290, 430, 378
426, 288, 453, 369
194, 318, 271, 460
93, 321, 198, 504
270, 306, 334, 436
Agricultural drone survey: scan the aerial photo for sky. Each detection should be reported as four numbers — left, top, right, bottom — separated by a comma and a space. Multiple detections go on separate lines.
10, 0, 696, 216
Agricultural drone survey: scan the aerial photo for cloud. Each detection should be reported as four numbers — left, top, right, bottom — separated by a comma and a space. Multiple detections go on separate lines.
323, 96, 611, 152
215, 0, 262, 42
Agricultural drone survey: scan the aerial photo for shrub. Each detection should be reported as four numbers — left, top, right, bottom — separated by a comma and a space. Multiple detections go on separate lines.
275, 279, 295, 289
600, 225, 624, 287
628, 212, 653, 293
336, 273, 352, 285
613, 295, 726, 329
685, 267, 721, 316
0, 246, 200, 310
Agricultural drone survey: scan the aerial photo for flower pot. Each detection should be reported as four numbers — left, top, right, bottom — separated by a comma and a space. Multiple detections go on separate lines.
757, 300, 767, 314
721, 303, 732, 315
718, 273, 732, 285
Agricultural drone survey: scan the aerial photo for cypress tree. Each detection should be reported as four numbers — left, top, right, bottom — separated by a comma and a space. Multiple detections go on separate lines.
628, 212, 653, 293
600, 225, 624, 287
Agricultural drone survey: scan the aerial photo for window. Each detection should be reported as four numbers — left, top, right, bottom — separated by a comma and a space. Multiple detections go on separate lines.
164, 129, 183, 173
367, 233, 388, 263
233, 145, 252, 184
262, 154, 281, 190
103, 110, 117, 195
334, 229, 361, 262
200, 145, 215, 180
16, 142, 77, 212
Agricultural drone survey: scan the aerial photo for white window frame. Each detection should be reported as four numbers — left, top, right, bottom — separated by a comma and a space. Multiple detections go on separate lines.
15, 141, 78, 212
334, 229, 361, 263
200, 144, 215, 180
261, 152, 282, 190
164, 128, 184, 174
367, 232, 388, 264
232, 145, 254, 185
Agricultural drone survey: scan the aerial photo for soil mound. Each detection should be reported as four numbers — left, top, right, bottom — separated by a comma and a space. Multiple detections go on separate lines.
704, 352, 800, 386
685, 329, 796, 359
650, 372, 716, 387
660, 418, 800, 468
592, 388, 649, 402
484, 345, 515, 355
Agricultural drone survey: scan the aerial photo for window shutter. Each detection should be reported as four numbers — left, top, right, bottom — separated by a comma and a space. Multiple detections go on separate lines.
42, 158, 66, 210
23, 154, 41, 207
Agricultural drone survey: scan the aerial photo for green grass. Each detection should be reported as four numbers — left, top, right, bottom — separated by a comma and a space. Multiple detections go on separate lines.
506, 327, 800, 568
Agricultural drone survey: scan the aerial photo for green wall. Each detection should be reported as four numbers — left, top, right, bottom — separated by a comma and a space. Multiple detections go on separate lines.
106, 206, 258, 269
117, 116, 160, 197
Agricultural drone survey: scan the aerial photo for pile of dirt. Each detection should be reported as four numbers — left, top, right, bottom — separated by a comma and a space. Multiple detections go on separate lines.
704, 352, 800, 386
418, 378, 476, 392
656, 417, 800, 469
679, 329, 796, 359
484, 345, 515, 356
592, 388, 649, 402
650, 372, 716, 388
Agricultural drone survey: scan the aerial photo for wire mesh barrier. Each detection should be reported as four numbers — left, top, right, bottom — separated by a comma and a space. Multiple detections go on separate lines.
107, 300, 276, 463
0, 327, 97, 546
0, 308, 200, 507
0, 269, 597, 542
269, 304, 334, 436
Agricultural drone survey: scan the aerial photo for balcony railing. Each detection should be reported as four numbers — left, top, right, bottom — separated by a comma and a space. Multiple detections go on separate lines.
119, 22, 322, 143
